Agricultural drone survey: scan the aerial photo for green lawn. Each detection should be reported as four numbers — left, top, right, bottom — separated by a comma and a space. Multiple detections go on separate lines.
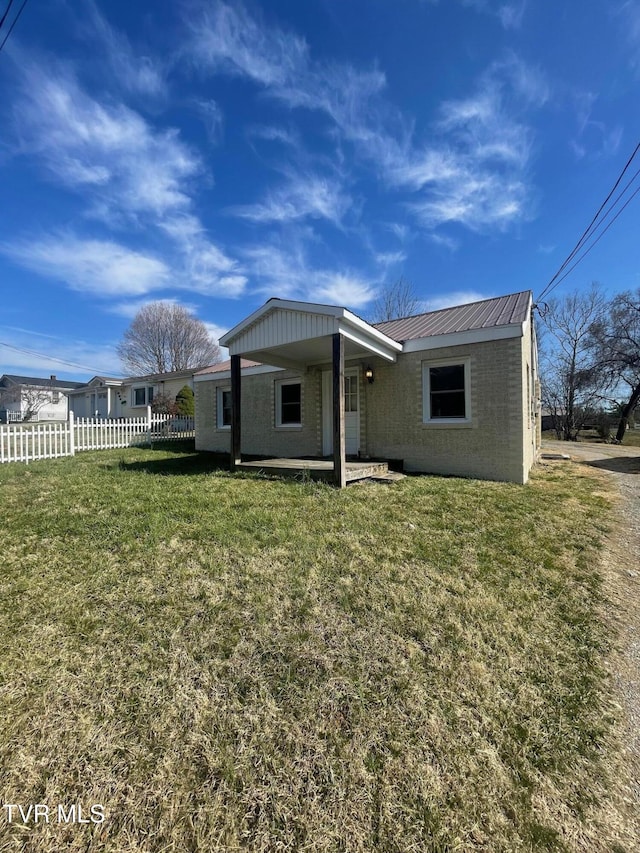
0, 447, 634, 852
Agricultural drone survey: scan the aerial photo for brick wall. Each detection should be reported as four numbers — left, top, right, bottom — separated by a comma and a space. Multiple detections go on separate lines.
196, 335, 534, 483
363, 337, 530, 483
195, 368, 321, 457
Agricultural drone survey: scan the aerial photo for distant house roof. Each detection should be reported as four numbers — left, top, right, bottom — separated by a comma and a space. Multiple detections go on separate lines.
122, 367, 200, 383
0, 374, 85, 390
195, 359, 261, 376
373, 291, 532, 343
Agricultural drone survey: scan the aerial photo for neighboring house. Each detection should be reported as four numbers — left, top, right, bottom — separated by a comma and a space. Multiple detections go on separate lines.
0, 374, 84, 422
194, 291, 541, 485
67, 369, 197, 418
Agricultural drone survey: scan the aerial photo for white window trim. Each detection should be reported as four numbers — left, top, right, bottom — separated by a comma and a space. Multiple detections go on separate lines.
131, 386, 155, 407
275, 378, 302, 429
422, 357, 471, 425
217, 386, 231, 430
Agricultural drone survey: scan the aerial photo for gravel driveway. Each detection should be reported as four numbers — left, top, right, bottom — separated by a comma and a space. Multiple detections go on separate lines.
542, 439, 640, 841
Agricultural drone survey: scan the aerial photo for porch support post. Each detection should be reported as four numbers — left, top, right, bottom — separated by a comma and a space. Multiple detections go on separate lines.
230, 354, 242, 470
332, 332, 346, 488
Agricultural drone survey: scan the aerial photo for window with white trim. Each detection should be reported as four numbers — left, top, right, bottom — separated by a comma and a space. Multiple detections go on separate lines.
275, 379, 302, 427
422, 359, 471, 423
217, 386, 231, 429
132, 386, 155, 407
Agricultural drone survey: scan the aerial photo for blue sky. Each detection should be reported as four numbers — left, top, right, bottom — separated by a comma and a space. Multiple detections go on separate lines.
1, 0, 639, 380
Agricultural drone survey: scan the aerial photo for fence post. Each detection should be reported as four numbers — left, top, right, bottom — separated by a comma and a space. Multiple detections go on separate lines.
69, 410, 75, 456
147, 405, 152, 447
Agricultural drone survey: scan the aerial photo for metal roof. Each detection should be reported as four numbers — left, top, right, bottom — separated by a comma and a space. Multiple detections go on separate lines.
0, 374, 85, 390
373, 291, 532, 342
195, 358, 262, 376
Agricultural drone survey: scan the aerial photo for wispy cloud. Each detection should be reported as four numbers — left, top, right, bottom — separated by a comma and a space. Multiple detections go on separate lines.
498, 1, 528, 30
2, 235, 171, 297
14, 61, 198, 221
106, 297, 198, 319
8, 55, 246, 298
194, 99, 224, 144
188, 2, 546, 235
460, 0, 528, 30
243, 241, 375, 307
618, 0, 640, 75
230, 171, 351, 225
422, 290, 493, 311
569, 90, 623, 160
81, 1, 167, 98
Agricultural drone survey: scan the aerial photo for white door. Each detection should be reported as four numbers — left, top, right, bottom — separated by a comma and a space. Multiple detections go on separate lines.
322, 368, 360, 456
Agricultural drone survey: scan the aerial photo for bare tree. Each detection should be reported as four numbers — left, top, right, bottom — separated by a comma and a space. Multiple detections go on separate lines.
117, 302, 221, 375
370, 278, 420, 322
0, 384, 52, 422
589, 288, 640, 442
538, 285, 608, 441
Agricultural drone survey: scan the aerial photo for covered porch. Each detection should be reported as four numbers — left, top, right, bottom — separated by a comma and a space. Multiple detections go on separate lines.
218, 299, 402, 487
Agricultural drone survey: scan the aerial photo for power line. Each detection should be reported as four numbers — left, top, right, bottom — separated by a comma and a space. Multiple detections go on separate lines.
0, 0, 15, 31
539, 182, 640, 296
0, 340, 112, 375
0, 0, 29, 53
538, 141, 640, 302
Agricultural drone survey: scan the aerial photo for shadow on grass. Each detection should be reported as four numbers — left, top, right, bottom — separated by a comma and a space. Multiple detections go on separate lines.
112, 450, 230, 477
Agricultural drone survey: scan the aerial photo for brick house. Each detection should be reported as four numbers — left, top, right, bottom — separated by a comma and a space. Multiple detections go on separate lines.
194, 291, 541, 485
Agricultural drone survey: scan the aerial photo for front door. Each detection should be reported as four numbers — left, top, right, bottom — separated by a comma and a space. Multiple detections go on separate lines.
322, 368, 360, 456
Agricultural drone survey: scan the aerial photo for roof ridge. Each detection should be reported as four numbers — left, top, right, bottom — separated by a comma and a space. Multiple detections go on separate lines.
374, 290, 531, 326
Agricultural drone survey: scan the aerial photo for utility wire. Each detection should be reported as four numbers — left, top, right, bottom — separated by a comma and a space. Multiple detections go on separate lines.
0, 0, 15, 31
0, 0, 29, 53
0, 340, 112, 375
539, 182, 640, 296
538, 140, 640, 302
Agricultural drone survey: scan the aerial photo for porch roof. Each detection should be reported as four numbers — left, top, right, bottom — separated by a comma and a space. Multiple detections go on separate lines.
219, 298, 402, 369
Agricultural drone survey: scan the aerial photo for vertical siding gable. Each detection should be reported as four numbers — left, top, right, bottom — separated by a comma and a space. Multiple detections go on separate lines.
232, 310, 337, 353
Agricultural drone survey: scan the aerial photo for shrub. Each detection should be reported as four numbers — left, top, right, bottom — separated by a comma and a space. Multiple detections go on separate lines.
151, 393, 179, 416
175, 385, 195, 416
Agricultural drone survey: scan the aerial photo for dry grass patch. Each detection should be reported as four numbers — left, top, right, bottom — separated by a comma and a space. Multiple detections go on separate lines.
0, 448, 632, 851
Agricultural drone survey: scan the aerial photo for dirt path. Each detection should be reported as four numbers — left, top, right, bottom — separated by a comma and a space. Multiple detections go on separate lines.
542, 440, 640, 841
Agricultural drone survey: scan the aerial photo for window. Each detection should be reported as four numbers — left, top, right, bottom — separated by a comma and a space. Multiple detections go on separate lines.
276, 380, 302, 427
132, 386, 155, 407
423, 359, 470, 423
217, 387, 231, 429
344, 375, 358, 413
51, 391, 60, 404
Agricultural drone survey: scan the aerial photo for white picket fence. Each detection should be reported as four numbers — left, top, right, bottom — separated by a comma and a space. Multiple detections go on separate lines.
0, 408, 195, 465
6, 410, 40, 422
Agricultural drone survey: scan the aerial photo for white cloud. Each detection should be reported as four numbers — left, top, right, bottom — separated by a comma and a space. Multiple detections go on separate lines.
203, 321, 228, 343
8, 57, 246, 299
106, 297, 198, 319
429, 233, 459, 251
422, 290, 493, 311
230, 171, 350, 225
188, 2, 545, 235
195, 99, 224, 144
618, 0, 640, 75
160, 215, 247, 296
243, 242, 375, 307
82, 0, 167, 98
2, 235, 170, 297
498, 1, 527, 30
14, 64, 199, 221
569, 90, 623, 161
